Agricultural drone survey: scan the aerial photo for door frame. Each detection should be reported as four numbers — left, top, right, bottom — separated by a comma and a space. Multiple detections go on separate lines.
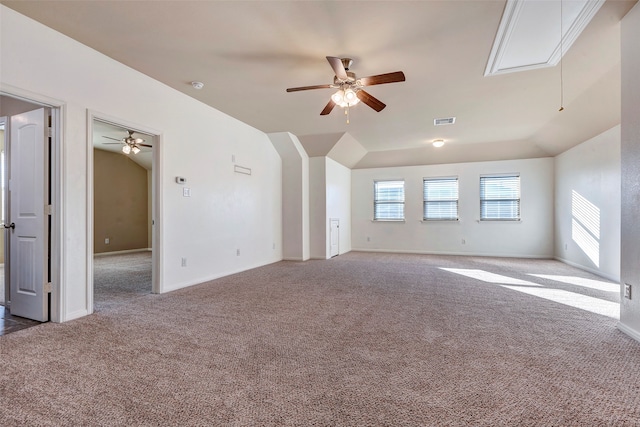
0, 86, 63, 322
87, 111, 162, 312
1, 115, 7, 307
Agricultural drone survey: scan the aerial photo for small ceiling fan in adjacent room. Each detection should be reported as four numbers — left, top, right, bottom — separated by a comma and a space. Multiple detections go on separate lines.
286, 56, 406, 123
102, 130, 152, 154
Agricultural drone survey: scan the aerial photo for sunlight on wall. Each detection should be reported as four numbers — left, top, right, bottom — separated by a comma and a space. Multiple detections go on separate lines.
442, 268, 619, 319
571, 190, 600, 267
439, 268, 540, 286
528, 274, 619, 293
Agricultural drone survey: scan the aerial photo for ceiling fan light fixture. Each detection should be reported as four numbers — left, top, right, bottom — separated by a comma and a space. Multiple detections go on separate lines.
331, 88, 360, 108
132, 146, 141, 154
331, 90, 344, 104
433, 139, 445, 148
344, 88, 357, 103
122, 144, 131, 154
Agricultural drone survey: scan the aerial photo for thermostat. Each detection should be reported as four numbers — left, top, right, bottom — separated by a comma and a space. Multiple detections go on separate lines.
176, 177, 186, 184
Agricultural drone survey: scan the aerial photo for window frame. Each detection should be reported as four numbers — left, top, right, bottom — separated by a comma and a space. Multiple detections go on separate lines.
479, 174, 521, 221
373, 179, 405, 221
423, 176, 459, 221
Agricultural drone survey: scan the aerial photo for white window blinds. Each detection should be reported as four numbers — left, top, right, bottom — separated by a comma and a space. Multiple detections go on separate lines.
480, 175, 520, 220
374, 180, 405, 220
423, 177, 458, 220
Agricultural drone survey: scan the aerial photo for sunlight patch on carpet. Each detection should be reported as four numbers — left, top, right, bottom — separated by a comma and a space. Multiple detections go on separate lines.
440, 268, 541, 286
528, 274, 619, 293
501, 285, 619, 319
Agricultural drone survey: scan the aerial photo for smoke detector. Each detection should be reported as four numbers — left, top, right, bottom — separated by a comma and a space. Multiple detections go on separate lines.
191, 81, 205, 90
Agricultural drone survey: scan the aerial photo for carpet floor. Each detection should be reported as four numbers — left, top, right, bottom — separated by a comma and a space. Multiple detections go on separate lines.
0, 252, 639, 426
93, 251, 152, 312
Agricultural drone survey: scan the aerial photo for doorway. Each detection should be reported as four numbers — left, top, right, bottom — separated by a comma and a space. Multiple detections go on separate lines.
1, 117, 6, 307
89, 116, 159, 312
0, 93, 61, 325
330, 218, 339, 258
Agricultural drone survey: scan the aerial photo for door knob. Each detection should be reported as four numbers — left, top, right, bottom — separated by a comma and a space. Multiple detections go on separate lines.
3, 223, 15, 229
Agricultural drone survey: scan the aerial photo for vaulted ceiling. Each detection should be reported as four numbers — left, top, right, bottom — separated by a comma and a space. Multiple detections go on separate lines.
3, 0, 636, 168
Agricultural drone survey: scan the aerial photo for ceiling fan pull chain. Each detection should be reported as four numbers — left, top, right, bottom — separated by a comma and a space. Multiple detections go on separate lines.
346, 104, 350, 124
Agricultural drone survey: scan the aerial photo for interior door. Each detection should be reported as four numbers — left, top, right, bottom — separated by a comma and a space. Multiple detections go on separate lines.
330, 219, 339, 258
8, 108, 49, 321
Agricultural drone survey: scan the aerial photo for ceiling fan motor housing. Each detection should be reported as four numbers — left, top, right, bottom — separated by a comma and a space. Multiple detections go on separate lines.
334, 71, 357, 85
341, 58, 353, 71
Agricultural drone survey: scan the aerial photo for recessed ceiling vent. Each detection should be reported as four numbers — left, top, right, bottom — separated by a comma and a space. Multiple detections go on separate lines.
434, 117, 456, 126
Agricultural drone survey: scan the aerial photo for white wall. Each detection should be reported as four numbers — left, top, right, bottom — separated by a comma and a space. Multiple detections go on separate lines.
309, 157, 352, 259
620, 1, 640, 341
269, 132, 310, 261
309, 157, 327, 259
326, 158, 351, 256
1, 6, 282, 321
352, 157, 554, 258
554, 126, 620, 281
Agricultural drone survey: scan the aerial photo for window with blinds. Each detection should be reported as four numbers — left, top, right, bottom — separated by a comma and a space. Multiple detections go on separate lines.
423, 177, 458, 220
374, 180, 405, 220
480, 174, 520, 220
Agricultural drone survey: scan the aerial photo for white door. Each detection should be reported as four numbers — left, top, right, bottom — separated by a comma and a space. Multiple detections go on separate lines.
8, 108, 49, 321
330, 219, 339, 258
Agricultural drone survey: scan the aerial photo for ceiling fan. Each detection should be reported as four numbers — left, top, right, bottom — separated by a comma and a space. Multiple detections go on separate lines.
102, 130, 151, 155
286, 56, 406, 122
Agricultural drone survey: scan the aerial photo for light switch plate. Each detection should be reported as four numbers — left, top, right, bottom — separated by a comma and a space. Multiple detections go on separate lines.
183, 187, 191, 197
624, 283, 632, 300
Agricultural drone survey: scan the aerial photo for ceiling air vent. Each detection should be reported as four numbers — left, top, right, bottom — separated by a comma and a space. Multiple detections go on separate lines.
434, 117, 456, 126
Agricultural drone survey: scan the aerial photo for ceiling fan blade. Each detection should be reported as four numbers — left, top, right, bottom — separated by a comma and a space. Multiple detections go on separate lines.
320, 100, 337, 115
102, 135, 123, 142
286, 84, 332, 92
356, 90, 386, 112
102, 142, 123, 145
138, 143, 153, 148
326, 56, 348, 81
359, 71, 406, 87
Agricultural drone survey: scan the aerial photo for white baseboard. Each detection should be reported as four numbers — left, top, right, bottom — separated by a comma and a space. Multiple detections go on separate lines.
94, 248, 151, 257
617, 322, 640, 344
351, 248, 550, 259
162, 258, 282, 294
64, 308, 89, 322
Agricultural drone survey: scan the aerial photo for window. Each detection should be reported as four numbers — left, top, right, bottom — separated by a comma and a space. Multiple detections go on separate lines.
374, 180, 405, 220
423, 177, 458, 220
480, 174, 520, 220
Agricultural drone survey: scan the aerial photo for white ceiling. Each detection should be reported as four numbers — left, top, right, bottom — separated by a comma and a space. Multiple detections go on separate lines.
3, 0, 636, 168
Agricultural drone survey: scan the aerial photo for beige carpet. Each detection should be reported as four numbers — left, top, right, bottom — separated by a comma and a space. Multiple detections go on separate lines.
93, 251, 152, 312
1, 252, 639, 426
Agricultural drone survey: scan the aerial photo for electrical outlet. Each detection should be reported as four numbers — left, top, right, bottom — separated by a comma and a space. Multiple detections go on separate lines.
181, 257, 187, 267
625, 283, 632, 300
104, 238, 109, 245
